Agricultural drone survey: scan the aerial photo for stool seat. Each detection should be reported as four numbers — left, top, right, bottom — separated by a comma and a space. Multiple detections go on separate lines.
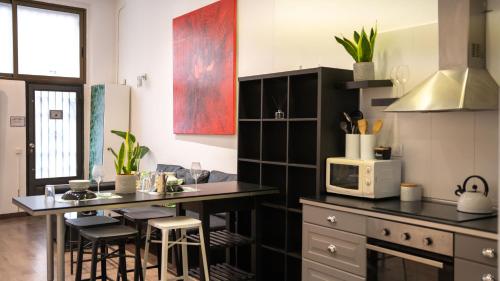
124, 208, 175, 221
80, 225, 138, 241
66, 216, 120, 229
149, 216, 201, 230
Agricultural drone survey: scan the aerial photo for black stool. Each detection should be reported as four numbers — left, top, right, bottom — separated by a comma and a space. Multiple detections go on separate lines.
123, 207, 175, 278
76, 225, 143, 281
66, 215, 120, 275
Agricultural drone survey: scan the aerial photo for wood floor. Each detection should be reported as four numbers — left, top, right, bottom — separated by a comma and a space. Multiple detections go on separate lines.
0, 215, 174, 281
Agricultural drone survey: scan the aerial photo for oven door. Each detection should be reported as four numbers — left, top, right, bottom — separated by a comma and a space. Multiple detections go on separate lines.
366, 239, 453, 281
327, 162, 363, 195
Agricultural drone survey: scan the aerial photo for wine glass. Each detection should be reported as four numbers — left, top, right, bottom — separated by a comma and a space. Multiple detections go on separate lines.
396, 65, 410, 97
190, 162, 202, 191
390, 66, 401, 97
92, 165, 104, 194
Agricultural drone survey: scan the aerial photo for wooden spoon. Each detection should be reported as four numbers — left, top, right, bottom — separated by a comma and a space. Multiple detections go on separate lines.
372, 120, 383, 135
357, 119, 367, 135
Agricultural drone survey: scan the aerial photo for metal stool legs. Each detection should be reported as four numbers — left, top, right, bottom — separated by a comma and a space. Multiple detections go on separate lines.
143, 220, 210, 281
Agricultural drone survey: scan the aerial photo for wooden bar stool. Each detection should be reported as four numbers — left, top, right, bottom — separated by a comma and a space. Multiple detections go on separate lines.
143, 216, 209, 281
76, 225, 143, 281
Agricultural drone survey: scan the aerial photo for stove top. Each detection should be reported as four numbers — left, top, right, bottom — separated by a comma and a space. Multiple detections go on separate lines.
373, 200, 497, 223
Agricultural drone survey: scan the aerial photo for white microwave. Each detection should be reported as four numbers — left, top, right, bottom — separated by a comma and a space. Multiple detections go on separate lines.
326, 157, 401, 199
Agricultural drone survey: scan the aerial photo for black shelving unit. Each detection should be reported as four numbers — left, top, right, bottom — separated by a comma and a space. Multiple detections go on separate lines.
336, 79, 393, 90
237, 67, 359, 281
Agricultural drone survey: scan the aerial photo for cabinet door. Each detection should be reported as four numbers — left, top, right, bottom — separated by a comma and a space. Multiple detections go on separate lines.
303, 222, 366, 276
303, 259, 365, 281
455, 234, 497, 267
455, 258, 497, 281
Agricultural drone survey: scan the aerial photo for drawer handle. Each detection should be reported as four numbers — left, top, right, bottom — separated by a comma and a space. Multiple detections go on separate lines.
327, 244, 337, 254
482, 248, 496, 259
482, 273, 496, 281
326, 216, 337, 223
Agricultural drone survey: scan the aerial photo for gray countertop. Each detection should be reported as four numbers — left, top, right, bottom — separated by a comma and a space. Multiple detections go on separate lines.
301, 195, 497, 238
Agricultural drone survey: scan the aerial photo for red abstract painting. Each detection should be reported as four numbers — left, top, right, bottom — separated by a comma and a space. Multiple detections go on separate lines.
173, 0, 236, 134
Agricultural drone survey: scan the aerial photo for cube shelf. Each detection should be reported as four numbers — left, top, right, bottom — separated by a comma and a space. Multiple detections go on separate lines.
262, 122, 287, 162
237, 67, 359, 281
289, 121, 317, 165
239, 80, 262, 119
288, 166, 317, 209
261, 247, 285, 281
289, 73, 318, 118
286, 255, 302, 281
237, 161, 260, 185
287, 211, 303, 255
238, 121, 260, 160
261, 164, 287, 206
263, 77, 288, 119
261, 205, 286, 250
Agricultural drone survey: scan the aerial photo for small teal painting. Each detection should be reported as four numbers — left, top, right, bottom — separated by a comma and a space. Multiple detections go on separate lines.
89, 85, 105, 179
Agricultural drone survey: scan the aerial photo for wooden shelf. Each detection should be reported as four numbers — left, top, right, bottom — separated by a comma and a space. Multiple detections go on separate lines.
337, 79, 393, 90
189, 263, 255, 281
187, 229, 253, 249
371, 97, 399, 107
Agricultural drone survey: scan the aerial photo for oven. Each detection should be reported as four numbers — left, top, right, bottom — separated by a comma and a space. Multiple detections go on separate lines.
366, 217, 454, 281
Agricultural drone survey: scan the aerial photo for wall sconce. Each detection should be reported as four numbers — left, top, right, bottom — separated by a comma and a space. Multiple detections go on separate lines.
137, 74, 147, 87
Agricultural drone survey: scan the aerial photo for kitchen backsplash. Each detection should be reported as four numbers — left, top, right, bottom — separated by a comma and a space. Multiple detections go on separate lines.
364, 23, 499, 204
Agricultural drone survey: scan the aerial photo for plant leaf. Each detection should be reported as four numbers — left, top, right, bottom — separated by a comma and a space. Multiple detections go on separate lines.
139, 146, 150, 159
108, 147, 118, 158
117, 143, 125, 175
353, 31, 360, 44
359, 28, 372, 62
111, 130, 136, 143
335, 36, 358, 62
369, 25, 377, 61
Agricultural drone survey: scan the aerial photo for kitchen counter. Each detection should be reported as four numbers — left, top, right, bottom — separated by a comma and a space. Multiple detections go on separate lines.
300, 195, 497, 240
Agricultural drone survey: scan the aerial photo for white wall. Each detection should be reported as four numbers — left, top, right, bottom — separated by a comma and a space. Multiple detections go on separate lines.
118, 0, 498, 203
0, 0, 117, 214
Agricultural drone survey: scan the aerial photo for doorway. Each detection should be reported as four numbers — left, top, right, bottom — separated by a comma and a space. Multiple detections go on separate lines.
26, 83, 83, 195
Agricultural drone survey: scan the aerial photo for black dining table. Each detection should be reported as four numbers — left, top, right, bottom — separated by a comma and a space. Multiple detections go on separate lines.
12, 181, 278, 281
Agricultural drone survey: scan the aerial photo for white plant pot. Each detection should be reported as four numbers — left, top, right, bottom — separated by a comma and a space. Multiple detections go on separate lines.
353, 62, 375, 81
115, 174, 137, 194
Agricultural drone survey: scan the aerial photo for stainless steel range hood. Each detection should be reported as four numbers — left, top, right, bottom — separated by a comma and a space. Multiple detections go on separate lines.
385, 0, 498, 112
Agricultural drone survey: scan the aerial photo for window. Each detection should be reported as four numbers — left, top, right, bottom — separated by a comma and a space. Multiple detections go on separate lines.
0, 1, 85, 83
0, 2, 13, 74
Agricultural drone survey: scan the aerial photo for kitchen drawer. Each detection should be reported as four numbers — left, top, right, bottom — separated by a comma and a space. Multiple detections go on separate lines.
303, 222, 366, 276
302, 259, 365, 281
303, 204, 366, 235
455, 234, 497, 266
454, 258, 497, 281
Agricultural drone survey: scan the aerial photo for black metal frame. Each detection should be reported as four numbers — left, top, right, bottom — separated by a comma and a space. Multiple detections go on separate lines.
0, 0, 86, 84
26, 83, 84, 196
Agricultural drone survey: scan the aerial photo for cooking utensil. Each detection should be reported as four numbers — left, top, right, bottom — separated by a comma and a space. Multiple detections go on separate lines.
455, 175, 493, 214
343, 112, 354, 133
340, 121, 349, 134
350, 110, 364, 122
372, 119, 383, 134
357, 119, 367, 135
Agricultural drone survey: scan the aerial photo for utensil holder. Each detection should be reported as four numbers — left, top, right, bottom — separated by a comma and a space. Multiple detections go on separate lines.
360, 134, 376, 160
345, 134, 360, 159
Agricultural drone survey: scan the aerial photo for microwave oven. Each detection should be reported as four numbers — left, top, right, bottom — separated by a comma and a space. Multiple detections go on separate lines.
326, 157, 401, 199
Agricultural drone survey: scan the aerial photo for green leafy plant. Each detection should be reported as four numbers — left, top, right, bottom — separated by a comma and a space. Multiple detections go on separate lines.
108, 130, 150, 175
335, 25, 377, 63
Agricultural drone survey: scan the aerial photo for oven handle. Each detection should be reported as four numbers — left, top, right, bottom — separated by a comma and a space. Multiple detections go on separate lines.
366, 244, 444, 269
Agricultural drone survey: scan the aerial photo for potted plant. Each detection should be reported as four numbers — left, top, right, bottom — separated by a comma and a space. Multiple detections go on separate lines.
108, 130, 150, 193
335, 25, 377, 81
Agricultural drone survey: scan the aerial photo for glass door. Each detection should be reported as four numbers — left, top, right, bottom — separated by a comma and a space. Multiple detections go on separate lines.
27, 83, 83, 195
